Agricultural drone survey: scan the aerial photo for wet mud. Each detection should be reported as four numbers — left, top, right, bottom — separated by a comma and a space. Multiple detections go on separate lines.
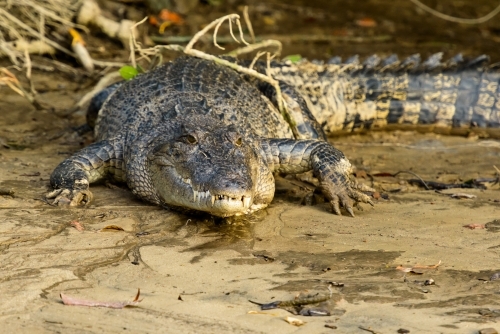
1, 1, 500, 333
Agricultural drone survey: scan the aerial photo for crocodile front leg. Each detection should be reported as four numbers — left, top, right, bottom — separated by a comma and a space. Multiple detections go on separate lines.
47, 137, 124, 206
260, 139, 373, 216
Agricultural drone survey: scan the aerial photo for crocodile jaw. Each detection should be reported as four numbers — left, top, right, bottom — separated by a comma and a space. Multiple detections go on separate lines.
189, 183, 253, 216
149, 167, 256, 217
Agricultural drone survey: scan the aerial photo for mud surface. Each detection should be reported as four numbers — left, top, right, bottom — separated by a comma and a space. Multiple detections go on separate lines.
1, 1, 500, 333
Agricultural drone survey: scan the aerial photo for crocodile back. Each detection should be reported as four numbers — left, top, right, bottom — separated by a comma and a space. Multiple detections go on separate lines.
95, 57, 294, 143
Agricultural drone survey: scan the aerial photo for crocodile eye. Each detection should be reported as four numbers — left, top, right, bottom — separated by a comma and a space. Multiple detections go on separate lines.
235, 137, 242, 146
185, 135, 197, 144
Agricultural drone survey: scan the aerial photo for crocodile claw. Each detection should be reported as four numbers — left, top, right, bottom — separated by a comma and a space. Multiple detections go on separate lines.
46, 188, 93, 206
320, 179, 374, 217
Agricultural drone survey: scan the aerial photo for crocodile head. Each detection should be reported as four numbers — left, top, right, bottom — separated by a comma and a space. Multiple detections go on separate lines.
147, 117, 260, 217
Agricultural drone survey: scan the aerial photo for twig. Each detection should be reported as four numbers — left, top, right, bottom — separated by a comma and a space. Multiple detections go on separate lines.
409, 0, 500, 24
182, 14, 296, 136
243, 6, 255, 43
0, 8, 76, 57
393, 170, 430, 190
359, 326, 382, 334
16, 0, 89, 33
129, 16, 148, 68
226, 39, 282, 57
249, 51, 266, 70
185, 14, 245, 52
23, 48, 35, 95
0, 67, 43, 109
92, 60, 127, 68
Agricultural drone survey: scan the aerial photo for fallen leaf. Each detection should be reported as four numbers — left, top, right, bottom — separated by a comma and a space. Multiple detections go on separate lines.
70, 221, 84, 232
158, 9, 184, 24
355, 17, 377, 27
149, 15, 159, 27
463, 224, 485, 230
101, 225, 125, 232
396, 260, 441, 273
60, 289, 142, 309
262, 16, 276, 26
396, 266, 420, 273
412, 260, 442, 269
285, 316, 305, 326
451, 193, 477, 199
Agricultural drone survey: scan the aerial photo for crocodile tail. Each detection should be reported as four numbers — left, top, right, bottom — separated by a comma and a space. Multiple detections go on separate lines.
271, 54, 500, 137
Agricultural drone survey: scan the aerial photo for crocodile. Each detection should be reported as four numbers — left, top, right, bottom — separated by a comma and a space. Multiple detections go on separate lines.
47, 54, 500, 217
268, 53, 500, 138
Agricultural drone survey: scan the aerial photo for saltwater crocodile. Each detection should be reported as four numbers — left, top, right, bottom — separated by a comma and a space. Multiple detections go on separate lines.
48, 54, 500, 217
269, 52, 500, 138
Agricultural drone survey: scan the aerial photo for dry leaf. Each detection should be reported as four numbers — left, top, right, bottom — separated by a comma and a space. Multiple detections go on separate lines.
101, 225, 125, 232
70, 221, 84, 232
396, 260, 441, 273
149, 15, 159, 26
158, 9, 184, 24
451, 193, 476, 199
412, 260, 442, 269
60, 289, 142, 309
285, 316, 305, 326
463, 224, 485, 230
355, 17, 377, 27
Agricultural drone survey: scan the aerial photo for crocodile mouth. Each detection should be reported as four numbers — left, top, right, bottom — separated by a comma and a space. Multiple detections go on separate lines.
182, 177, 252, 214
192, 189, 252, 208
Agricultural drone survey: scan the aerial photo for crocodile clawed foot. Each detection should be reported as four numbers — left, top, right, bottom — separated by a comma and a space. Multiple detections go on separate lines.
320, 180, 374, 217
46, 188, 93, 206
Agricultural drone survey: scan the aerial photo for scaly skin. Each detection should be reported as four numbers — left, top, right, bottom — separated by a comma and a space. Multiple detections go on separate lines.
48, 56, 372, 217
49, 53, 500, 217
269, 53, 500, 138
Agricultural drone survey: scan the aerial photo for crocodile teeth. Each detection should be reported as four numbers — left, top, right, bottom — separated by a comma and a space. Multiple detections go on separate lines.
243, 196, 251, 208
211, 195, 216, 206
193, 190, 198, 202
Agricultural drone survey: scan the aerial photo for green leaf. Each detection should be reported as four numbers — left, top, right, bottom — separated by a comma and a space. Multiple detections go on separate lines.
119, 66, 139, 80
283, 54, 302, 63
